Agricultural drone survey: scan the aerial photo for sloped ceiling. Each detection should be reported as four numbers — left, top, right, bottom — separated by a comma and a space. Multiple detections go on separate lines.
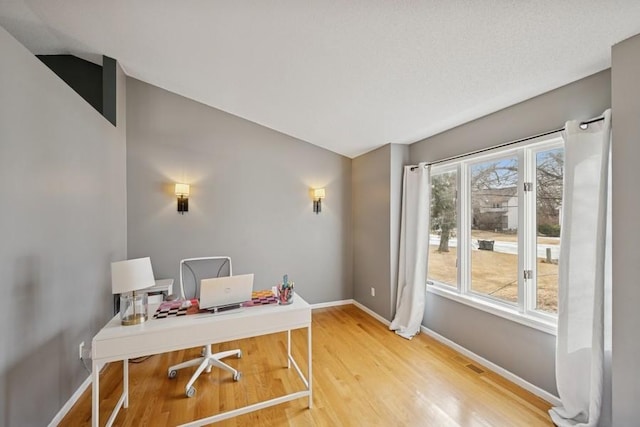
2, 1, 640, 158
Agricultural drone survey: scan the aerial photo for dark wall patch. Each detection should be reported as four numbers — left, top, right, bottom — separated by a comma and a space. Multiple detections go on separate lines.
37, 55, 103, 116
102, 56, 117, 126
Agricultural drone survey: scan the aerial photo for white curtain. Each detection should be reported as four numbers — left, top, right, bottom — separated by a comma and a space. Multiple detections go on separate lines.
550, 109, 612, 427
390, 163, 430, 339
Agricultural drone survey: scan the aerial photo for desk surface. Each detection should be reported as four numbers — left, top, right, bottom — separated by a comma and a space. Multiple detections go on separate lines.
93, 295, 311, 363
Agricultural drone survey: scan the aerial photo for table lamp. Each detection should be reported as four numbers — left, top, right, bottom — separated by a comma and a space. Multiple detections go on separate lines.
111, 257, 155, 325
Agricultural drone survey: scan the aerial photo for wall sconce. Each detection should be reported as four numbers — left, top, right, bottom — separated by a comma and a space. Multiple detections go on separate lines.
175, 183, 190, 214
313, 188, 325, 214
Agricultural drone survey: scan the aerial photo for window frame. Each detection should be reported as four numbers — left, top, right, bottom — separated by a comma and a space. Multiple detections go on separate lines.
426, 133, 563, 335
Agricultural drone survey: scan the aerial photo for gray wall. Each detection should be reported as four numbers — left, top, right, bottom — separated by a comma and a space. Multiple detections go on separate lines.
411, 70, 611, 162
126, 78, 352, 304
611, 33, 640, 425
353, 146, 391, 317
389, 144, 409, 318
352, 144, 408, 320
407, 69, 612, 396
0, 26, 127, 427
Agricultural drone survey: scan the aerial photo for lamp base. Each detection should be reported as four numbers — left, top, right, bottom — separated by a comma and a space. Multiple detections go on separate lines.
121, 312, 148, 326
119, 291, 148, 326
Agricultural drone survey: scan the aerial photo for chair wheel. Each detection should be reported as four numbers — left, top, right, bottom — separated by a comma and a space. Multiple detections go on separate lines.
168, 370, 177, 379
233, 371, 242, 381
186, 386, 196, 398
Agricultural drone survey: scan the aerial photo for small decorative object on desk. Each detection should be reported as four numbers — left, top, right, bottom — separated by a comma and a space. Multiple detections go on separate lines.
276, 274, 294, 305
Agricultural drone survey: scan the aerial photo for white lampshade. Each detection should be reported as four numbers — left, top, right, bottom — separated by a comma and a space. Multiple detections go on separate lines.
111, 257, 155, 294
313, 188, 325, 200
175, 183, 190, 196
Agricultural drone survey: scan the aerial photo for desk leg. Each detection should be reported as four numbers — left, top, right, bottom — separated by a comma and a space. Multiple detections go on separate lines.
123, 359, 129, 408
92, 359, 99, 427
308, 325, 313, 409
287, 330, 291, 368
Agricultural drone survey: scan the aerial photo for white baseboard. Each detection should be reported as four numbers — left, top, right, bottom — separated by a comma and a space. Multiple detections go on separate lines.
49, 361, 107, 426
48, 373, 92, 427
419, 325, 562, 407
352, 300, 391, 326
349, 300, 560, 407
311, 299, 354, 309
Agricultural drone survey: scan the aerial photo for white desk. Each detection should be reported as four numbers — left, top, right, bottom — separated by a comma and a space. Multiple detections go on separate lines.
92, 296, 312, 427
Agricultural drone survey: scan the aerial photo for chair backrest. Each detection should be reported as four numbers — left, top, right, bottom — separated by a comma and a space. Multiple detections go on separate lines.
179, 256, 233, 300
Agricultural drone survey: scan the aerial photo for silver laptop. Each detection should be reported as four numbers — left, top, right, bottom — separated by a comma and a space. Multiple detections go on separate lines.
199, 274, 254, 311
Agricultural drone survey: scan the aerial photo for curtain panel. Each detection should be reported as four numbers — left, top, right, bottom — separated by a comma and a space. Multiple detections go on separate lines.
550, 110, 612, 427
390, 163, 430, 339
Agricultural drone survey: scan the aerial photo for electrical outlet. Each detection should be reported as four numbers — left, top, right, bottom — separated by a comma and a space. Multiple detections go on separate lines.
79, 341, 84, 360
371, 287, 375, 297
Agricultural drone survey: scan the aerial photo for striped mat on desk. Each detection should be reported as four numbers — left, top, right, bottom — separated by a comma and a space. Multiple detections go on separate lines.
153, 291, 277, 319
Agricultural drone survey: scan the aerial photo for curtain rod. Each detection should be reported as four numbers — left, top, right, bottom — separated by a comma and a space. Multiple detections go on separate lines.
410, 116, 605, 170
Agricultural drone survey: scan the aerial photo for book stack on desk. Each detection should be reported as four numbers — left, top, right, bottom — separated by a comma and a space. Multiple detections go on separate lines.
243, 290, 278, 306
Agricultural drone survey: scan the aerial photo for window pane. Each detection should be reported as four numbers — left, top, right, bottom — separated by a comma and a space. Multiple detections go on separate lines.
428, 170, 457, 287
535, 148, 563, 313
470, 156, 519, 303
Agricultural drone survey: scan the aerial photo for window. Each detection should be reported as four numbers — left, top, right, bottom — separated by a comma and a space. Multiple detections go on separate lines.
429, 169, 458, 288
470, 155, 519, 304
534, 147, 563, 314
427, 135, 563, 331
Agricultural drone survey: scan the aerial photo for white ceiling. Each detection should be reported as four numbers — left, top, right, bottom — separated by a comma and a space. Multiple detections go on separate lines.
2, 1, 640, 158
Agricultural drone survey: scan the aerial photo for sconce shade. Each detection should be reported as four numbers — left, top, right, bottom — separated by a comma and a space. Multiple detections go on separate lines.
111, 257, 155, 294
314, 188, 325, 200
175, 183, 190, 196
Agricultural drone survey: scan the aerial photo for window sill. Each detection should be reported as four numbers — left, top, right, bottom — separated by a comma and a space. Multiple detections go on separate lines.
426, 284, 557, 336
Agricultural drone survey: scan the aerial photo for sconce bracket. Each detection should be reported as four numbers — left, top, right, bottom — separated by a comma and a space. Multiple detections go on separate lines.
177, 196, 189, 214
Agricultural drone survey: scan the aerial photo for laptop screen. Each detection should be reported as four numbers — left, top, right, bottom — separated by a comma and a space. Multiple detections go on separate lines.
199, 274, 254, 309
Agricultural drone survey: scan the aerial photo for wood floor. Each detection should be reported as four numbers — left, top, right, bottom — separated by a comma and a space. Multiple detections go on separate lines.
60, 304, 553, 426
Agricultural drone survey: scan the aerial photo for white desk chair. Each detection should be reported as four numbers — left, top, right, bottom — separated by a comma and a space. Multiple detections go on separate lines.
167, 256, 242, 397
